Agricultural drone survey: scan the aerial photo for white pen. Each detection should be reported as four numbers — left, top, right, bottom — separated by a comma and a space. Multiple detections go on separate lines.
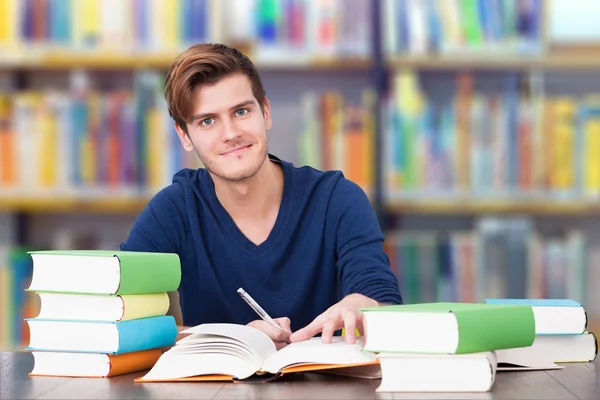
237, 287, 284, 331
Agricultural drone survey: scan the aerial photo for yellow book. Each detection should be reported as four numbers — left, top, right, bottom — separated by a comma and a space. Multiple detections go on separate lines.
82, 0, 100, 47
163, 0, 181, 49
0, 0, 19, 47
33, 292, 170, 322
551, 99, 576, 192
0, 0, 8, 43
39, 99, 58, 188
147, 107, 164, 189
583, 107, 600, 196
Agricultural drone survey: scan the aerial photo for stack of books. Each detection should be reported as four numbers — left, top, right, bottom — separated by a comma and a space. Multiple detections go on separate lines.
23, 250, 181, 378
360, 302, 538, 393
486, 299, 598, 366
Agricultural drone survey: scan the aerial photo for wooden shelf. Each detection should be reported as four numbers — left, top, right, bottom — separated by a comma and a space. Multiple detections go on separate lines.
3, 196, 600, 215
0, 49, 372, 70
0, 197, 150, 213
388, 53, 600, 70
385, 199, 600, 215
4, 49, 600, 71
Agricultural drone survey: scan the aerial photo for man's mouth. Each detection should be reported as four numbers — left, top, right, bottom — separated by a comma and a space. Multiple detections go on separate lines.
221, 144, 252, 156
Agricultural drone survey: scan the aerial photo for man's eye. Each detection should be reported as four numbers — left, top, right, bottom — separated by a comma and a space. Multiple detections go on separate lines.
235, 109, 248, 116
200, 118, 213, 126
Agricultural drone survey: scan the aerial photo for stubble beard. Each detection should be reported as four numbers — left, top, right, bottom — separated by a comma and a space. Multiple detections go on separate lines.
198, 139, 269, 183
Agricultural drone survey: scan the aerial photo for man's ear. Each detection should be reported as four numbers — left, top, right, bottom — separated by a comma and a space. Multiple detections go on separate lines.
263, 96, 272, 131
174, 122, 195, 152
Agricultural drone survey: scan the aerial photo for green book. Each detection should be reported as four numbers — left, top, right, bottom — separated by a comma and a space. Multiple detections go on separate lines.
361, 302, 535, 354
26, 250, 181, 295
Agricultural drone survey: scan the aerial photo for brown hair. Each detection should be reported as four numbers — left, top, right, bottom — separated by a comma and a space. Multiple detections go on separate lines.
164, 43, 266, 134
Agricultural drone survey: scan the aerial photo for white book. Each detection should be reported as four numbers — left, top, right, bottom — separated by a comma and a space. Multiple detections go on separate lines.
497, 332, 598, 365
376, 351, 497, 393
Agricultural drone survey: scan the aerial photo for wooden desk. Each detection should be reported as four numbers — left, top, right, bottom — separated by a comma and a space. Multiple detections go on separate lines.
1, 352, 598, 399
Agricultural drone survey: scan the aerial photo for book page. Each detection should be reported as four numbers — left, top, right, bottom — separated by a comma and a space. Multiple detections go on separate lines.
139, 324, 277, 381
261, 337, 377, 374
180, 324, 277, 361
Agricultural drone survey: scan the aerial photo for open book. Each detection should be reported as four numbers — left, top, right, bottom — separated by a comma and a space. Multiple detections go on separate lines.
135, 323, 379, 382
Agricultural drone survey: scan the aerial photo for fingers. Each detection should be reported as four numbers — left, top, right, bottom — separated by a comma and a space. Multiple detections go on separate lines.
321, 319, 337, 344
247, 319, 291, 343
290, 314, 326, 343
342, 309, 357, 344
274, 317, 292, 334
274, 340, 289, 351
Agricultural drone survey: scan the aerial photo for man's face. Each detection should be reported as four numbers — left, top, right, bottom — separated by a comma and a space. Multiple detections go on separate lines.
176, 73, 272, 182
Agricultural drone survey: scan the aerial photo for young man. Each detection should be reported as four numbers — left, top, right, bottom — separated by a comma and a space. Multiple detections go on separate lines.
120, 43, 402, 349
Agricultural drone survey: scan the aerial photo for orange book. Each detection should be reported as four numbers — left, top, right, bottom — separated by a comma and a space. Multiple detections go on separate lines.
0, 95, 15, 185
455, 72, 473, 191
29, 348, 161, 378
343, 106, 370, 189
135, 323, 380, 383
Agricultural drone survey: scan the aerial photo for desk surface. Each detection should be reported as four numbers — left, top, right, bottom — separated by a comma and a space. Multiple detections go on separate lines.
1, 352, 598, 400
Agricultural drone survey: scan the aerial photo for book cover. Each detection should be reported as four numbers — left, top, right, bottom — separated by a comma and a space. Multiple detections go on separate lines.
27, 250, 181, 295
485, 298, 587, 334
29, 348, 162, 378
361, 302, 535, 354
25, 315, 177, 354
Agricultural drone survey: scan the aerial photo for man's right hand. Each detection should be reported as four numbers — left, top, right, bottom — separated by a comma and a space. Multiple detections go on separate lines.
247, 317, 292, 350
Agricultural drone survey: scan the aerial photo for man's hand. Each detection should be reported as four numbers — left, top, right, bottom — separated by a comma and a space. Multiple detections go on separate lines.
290, 293, 378, 345
247, 317, 292, 350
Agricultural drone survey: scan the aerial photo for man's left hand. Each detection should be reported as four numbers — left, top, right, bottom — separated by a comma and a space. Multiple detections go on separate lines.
289, 293, 379, 345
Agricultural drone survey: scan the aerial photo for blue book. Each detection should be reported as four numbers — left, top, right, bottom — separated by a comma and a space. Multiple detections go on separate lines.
485, 299, 582, 308
25, 315, 178, 354
485, 299, 587, 335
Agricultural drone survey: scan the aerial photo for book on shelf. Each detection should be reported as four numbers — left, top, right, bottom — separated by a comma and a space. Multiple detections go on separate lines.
376, 351, 497, 393
382, 68, 600, 200
136, 323, 379, 383
29, 348, 162, 378
382, 0, 543, 56
360, 302, 535, 354
26, 250, 181, 295
383, 222, 588, 306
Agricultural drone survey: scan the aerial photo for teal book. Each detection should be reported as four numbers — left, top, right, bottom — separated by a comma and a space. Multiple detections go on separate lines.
25, 315, 178, 354
485, 299, 588, 335
26, 250, 181, 295
361, 302, 535, 354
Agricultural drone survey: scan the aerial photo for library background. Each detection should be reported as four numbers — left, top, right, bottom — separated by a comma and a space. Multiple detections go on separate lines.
1, 0, 599, 350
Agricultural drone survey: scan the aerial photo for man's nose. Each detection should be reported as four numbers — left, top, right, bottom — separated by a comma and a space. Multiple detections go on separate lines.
221, 118, 240, 141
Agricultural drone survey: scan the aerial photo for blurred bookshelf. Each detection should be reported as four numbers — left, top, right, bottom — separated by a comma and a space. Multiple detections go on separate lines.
0, 51, 373, 71
0, 195, 150, 214
388, 52, 600, 70
385, 199, 600, 216
2, 0, 600, 350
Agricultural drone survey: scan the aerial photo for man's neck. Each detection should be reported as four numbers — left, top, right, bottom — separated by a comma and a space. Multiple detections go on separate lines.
212, 158, 284, 221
